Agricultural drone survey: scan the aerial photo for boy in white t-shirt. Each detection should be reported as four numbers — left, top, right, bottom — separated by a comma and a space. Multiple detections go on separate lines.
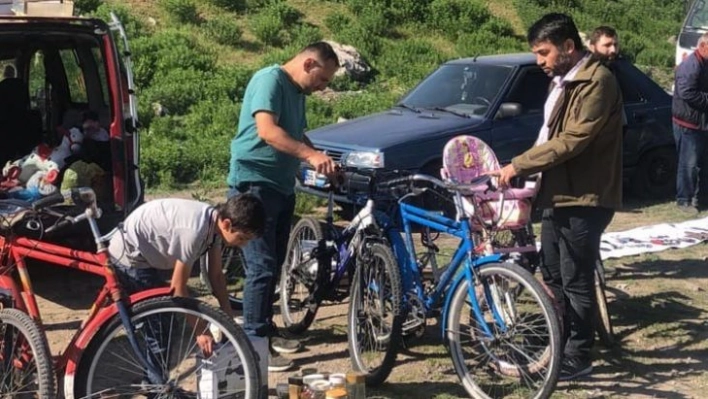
109, 193, 265, 357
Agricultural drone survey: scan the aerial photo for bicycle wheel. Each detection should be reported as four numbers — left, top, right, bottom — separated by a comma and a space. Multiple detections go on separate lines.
280, 217, 324, 335
347, 241, 404, 386
446, 262, 561, 399
595, 260, 614, 347
0, 308, 56, 398
201, 246, 248, 311
73, 296, 263, 399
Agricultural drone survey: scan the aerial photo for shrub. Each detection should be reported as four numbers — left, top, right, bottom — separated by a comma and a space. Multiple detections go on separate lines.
482, 17, 516, 38
374, 39, 446, 88
455, 31, 526, 57
132, 29, 217, 88
267, 1, 302, 27
142, 68, 210, 115
357, 3, 392, 38
207, 0, 246, 13
159, 0, 200, 25
74, 0, 103, 14
249, 9, 285, 46
428, 0, 491, 39
92, 3, 146, 38
204, 15, 243, 46
334, 24, 382, 58
324, 12, 351, 33
288, 24, 324, 49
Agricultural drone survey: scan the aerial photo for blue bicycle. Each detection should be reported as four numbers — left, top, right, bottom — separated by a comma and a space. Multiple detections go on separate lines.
348, 173, 561, 398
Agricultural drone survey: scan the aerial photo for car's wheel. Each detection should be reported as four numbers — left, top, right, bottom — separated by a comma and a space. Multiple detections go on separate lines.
631, 146, 676, 200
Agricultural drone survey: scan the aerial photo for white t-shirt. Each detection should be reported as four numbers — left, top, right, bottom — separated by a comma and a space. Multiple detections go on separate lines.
109, 199, 217, 270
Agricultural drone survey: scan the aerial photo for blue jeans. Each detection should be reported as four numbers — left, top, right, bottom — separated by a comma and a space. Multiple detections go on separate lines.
229, 183, 296, 337
674, 123, 708, 207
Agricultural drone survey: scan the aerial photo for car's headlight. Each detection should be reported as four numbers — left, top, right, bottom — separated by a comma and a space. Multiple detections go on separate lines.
343, 151, 385, 168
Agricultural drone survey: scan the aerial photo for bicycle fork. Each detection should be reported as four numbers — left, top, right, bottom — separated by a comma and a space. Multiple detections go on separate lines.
115, 300, 166, 386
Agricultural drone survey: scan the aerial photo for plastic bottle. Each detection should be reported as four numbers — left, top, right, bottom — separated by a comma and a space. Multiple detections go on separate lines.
345, 372, 365, 399
198, 358, 218, 399
325, 387, 348, 399
288, 376, 303, 399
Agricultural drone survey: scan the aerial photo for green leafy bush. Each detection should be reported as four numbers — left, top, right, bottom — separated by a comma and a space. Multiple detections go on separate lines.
288, 24, 323, 49
324, 12, 352, 33
374, 39, 447, 88
74, 0, 103, 14
142, 68, 210, 115
249, 9, 285, 46
204, 15, 243, 46
132, 29, 217, 88
207, 0, 246, 13
159, 0, 200, 25
428, 0, 491, 39
267, 1, 302, 27
92, 3, 147, 38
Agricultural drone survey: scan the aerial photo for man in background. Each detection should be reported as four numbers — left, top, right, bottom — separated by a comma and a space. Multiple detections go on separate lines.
589, 26, 619, 62
672, 32, 708, 213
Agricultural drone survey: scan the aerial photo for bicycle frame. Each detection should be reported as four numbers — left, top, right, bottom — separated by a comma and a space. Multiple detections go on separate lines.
381, 196, 505, 338
0, 208, 172, 397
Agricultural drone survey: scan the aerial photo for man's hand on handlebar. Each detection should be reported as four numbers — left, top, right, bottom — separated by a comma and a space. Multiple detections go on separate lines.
486, 163, 518, 188
306, 151, 337, 176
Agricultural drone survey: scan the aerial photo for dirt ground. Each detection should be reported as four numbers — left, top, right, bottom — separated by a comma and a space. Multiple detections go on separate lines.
31, 197, 708, 399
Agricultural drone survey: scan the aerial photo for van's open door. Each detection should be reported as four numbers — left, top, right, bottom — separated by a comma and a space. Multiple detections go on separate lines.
107, 12, 142, 214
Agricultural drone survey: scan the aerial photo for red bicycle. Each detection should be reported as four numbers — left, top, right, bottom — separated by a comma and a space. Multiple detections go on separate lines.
0, 188, 262, 398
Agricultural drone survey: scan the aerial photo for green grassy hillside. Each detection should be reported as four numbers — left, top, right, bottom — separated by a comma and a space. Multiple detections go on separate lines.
78, 0, 683, 189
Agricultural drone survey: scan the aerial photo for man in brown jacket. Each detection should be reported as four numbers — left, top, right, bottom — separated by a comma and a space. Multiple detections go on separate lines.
492, 13, 622, 381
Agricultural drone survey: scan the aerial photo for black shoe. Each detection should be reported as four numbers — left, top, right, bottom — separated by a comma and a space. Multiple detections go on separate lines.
559, 357, 592, 381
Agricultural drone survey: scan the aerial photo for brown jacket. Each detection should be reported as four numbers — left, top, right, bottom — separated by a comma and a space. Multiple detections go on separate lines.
511, 55, 623, 210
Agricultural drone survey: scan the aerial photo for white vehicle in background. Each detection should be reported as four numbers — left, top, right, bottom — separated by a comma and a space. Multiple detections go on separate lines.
677, 0, 708, 66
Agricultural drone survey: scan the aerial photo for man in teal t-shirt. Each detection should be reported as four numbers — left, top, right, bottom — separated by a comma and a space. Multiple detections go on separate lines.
228, 42, 339, 372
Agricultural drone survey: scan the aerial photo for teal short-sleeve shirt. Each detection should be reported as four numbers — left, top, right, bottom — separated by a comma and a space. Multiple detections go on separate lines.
227, 65, 307, 195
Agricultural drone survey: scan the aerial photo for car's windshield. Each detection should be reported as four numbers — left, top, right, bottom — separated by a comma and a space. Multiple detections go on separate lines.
686, 0, 708, 30
398, 63, 513, 117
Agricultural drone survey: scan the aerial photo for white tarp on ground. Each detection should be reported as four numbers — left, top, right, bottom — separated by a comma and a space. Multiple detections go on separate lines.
599, 216, 708, 260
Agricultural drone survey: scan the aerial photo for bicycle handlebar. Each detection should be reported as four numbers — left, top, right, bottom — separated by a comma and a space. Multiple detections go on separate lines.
378, 173, 494, 194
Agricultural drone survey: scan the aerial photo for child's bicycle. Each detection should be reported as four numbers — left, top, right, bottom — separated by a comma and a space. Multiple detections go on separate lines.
0, 188, 263, 398
279, 169, 402, 339
348, 173, 562, 398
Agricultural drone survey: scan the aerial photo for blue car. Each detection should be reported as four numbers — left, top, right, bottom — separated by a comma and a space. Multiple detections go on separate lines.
298, 53, 676, 209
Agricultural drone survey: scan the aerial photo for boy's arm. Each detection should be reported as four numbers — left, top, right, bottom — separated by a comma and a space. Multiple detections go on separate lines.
206, 244, 236, 319
170, 260, 192, 298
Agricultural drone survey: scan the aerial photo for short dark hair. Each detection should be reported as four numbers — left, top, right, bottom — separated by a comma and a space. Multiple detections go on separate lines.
301, 41, 340, 68
215, 193, 265, 237
527, 13, 584, 51
589, 26, 618, 45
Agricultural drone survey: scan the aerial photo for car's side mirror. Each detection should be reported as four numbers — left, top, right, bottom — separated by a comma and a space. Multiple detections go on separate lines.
495, 102, 522, 120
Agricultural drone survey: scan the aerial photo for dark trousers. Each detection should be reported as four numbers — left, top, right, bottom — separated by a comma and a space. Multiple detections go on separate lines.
674, 122, 708, 207
539, 206, 614, 361
229, 183, 295, 337
114, 265, 168, 386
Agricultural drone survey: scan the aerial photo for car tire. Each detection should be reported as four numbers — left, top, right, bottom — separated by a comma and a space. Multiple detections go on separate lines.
631, 146, 677, 200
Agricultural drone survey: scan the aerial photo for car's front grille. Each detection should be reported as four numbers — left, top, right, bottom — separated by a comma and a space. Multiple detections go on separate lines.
316, 147, 344, 163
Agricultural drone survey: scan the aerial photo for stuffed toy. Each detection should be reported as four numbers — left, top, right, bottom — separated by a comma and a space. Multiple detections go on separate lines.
1, 127, 84, 199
